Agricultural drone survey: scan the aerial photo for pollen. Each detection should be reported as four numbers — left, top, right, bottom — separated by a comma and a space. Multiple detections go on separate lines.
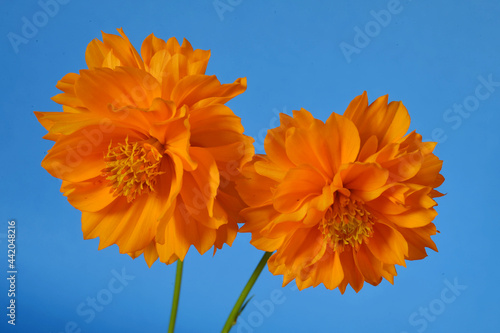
320, 193, 374, 252
102, 137, 164, 202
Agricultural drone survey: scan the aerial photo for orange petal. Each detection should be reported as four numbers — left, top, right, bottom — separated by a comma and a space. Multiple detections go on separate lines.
251, 235, 286, 252
150, 105, 196, 171
264, 113, 297, 170
366, 223, 408, 266
344, 93, 410, 148
189, 104, 246, 149
236, 156, 276, 207
240, 204, 279, 234
128, 240, 159, 267
51, 72, 82, 108
157, 198, 217, 261
143, 241, 159, 267
273, 165, 327, 213
61, 178, 117, 212
83, 157, 175, 253
179, 147, 220, 224
312, 251, 344, 290
215, 178, 246, 225
378, 150, 423, 182
82, 197, 157, 254
254, 158, 287, 182
35, 111, 112, 136
396, 223, 438, 260
381, 263, 397, 284
142, 35, 210, 81
358, 134, 378, 162
285, 110, 334, 178
342, 91, 369, 123
170, 75, 246, 108
379, 100, 411, 147
35, 111, 57, 133
338, 249, 365, 293
384, 207, 438, 229
280, 227, 324, 271
339, 162, 388, 192
42, 126, 145, 182
75, 67, 160, 131
355, 244, 383, 286
85, 38, 112, 69
408, 154, 444, 188
324, 112, 361, 173
156, 205, 193, 262
213, 219, 238, 251
99, 28, 144, 69
141, 33, 168, 68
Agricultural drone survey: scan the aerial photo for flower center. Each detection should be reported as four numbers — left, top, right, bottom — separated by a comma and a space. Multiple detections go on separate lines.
102, 137, 164, 202
320, 194, 374, 252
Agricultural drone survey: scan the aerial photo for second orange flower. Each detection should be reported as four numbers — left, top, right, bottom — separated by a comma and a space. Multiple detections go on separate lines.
237, 92, 444, 293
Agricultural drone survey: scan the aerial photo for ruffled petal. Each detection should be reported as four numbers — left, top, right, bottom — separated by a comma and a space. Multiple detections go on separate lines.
42, 126, 146, 182
61, 178, 117, 212
339, 162, 389, 192
354, 244, 383, 286
284, 109, 334, 178
366, 223, 408, 266
324, 112, 361, 173
396, 223, 438, 260
171, 75, 247, 108
344, 93, 410, 148
338, 249, 365, 293
273, 165, 327, 213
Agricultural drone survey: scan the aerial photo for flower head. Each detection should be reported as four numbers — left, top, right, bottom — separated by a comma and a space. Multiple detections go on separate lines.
36, 29, 254, 265
237, 92, 444, 293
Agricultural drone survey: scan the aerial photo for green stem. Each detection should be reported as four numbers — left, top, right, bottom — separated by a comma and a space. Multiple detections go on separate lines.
221, 251, 273, 333
168, 259, 184, 333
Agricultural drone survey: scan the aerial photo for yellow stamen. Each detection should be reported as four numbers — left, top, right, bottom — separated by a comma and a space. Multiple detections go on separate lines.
102, 137, 164, 202
320, 193, 374, 252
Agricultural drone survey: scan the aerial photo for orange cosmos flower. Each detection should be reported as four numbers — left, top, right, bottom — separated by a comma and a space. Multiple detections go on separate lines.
237, 92, 444, 293
35, 29, 254, 266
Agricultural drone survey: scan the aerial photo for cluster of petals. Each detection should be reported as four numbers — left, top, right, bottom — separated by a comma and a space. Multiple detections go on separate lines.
36, 29, 254, 265
236, 92, 444, 292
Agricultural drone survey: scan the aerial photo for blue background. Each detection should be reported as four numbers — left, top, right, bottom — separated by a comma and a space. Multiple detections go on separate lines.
1, 0, 499, 332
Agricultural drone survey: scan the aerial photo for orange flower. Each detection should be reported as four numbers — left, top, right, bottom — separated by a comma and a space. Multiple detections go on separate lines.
35, 29, 254, 266
237, 92, 444, 293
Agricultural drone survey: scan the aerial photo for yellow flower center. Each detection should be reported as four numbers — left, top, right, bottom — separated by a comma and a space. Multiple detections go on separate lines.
102, 137, 164, 202
320, 194, 374, 252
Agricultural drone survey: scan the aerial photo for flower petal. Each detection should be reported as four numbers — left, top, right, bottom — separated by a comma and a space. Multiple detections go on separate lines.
61, 178, 117, 212
284, 109, 334, 178
171, 75, 246, 108
325, 112, 361, 173
354, 244, 383, 286
236, 155, 276, 207
366, 223, 408, 266
42, 126, 146, 182
344, 93, 410, 148
396, 223, 438, 260
339, 249, 365, 293
340, 162, 388, 192
273, 165, 327, 213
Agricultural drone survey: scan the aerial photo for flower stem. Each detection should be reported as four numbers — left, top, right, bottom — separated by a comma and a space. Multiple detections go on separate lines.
168, 259, 184, 333
221, 251, 273, 333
